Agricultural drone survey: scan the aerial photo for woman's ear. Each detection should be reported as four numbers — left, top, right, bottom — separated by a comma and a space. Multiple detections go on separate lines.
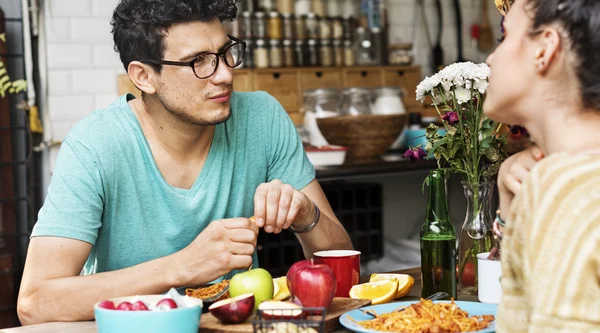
127, 61, 158, 95
533, 27, 561, 73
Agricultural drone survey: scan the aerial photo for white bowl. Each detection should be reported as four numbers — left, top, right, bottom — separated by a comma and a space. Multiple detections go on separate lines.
305, 145, 348, 166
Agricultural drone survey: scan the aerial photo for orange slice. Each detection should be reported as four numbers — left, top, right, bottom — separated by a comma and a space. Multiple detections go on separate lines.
369, 273, 415, 299
349, 279, 398, 305
272, 277, 290, 301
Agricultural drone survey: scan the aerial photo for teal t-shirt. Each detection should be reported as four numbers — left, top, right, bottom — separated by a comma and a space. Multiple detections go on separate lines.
31, 91, 315, 280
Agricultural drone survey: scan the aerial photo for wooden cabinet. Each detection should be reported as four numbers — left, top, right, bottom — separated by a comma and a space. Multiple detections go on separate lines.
252, 69, 300, 113
299, 68, 343, 91
343, 67, 384, 88
232, 69, 253, 92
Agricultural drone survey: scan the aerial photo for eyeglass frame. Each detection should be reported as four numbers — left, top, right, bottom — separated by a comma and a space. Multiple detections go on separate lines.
139, 35, 246, 79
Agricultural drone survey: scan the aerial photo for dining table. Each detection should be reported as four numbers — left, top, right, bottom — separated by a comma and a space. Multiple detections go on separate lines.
0, 267, 483, 333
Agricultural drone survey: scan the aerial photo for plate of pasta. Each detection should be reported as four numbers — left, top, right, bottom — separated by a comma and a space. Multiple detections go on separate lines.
339, 298, 497, 333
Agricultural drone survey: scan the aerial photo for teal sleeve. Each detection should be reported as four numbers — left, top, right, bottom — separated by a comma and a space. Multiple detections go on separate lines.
31, 139, 104, 245
262, 93, 315, 190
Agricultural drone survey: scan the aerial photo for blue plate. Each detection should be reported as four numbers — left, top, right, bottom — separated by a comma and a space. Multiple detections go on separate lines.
340, 300, 497, 333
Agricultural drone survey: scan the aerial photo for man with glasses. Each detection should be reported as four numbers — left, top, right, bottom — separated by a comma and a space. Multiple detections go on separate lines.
17, 0, 353, 324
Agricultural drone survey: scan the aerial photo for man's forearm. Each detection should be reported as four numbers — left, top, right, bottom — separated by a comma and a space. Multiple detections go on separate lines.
19, 254, 184, 325
295, 210, 353, 259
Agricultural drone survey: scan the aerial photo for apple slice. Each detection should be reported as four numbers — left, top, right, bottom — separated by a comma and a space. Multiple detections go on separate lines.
258, 301, 305, 320
209, 293, 255, 324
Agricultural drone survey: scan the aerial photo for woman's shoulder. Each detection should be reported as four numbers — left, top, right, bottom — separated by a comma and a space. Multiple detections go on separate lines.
524, 152, 600, 213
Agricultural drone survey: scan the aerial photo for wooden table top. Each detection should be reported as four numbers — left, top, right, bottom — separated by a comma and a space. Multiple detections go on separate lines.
0, 267, 480, 333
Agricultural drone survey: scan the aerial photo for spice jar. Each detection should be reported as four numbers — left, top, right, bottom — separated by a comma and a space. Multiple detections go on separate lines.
259, 0, 274, 11
281, 14, 295, 39
240, 39, 253, 68
281, 39, 294, 67
307, 39, 319, 66
333, 39, 343, 67
295, 15, 307, 39
319, 17, 332, 40
241, 11, 253, 39
254, 39, 269, 68
305, 13, 319, 40
295, 40, 307, 67
276, 0, 293, 14
343, 39, 355, 66
295, 0, 311, 15
253, 12, 267, 39
319, 39, 333, 67
312, 0, 326, 16
269, 39, 283, 67
332, 17, 344, 39
268, 11, 282, 39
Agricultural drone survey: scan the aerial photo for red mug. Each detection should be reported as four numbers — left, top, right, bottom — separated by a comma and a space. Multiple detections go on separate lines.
313, 250, 361, 298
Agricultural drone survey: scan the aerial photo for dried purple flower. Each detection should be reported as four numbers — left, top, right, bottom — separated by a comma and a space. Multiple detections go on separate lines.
403, 147, 428, 161
442, 111, 460, 126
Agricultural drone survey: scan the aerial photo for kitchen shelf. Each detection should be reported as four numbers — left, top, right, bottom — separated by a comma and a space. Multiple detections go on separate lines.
315, 157, 437, 182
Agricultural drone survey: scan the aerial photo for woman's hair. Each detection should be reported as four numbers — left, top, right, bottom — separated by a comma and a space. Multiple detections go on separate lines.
526, 0, 600, 109
111, 0, 238, 72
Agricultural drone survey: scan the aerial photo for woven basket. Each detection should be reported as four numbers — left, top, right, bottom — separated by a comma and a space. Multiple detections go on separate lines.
317, 114, 408, 164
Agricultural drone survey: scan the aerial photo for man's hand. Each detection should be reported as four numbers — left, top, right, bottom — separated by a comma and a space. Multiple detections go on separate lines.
253, 180, 314, 234
173, 218, 258, 286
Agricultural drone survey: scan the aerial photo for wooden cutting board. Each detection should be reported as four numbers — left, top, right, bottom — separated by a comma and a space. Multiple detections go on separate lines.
199, 298, 371, 333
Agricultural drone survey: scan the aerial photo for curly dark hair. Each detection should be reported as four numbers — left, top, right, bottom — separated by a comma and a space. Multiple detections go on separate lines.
526, 0, 600, 110
111, 0, 238, 72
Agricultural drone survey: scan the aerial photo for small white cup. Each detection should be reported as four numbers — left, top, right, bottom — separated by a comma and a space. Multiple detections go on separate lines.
477, 252, 502, 304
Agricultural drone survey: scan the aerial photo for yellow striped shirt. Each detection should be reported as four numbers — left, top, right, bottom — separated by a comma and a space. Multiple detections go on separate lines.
497, 153, 600, 332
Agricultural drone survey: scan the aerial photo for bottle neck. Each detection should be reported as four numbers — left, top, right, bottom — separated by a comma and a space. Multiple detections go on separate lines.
425, 171, 450, 223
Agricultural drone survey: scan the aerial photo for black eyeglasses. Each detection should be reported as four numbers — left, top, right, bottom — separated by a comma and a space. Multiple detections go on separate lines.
140, 35, 246, 79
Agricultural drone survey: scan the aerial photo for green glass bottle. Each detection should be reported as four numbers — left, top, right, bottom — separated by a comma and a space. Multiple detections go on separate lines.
420, 169, 457, 300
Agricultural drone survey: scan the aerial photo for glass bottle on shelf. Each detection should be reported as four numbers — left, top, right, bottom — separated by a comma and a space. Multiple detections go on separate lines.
295, 39, 307, 67
276, 0, 293, 14
296, 15, 307, 40
307, 39, 319, 66
282, 39, 295, 67
333, 39, 343, 67
305, 13, 319, 39
240, 39, 253, 68
319, 39, 333, 67
254, 39, 270, 68
269, 39, 283, 67
420, 169, 457, 300
267, 11, 282, 39
253, 12, 267, 39
343, 39, 355, 66
282, 13, 295, 39
241, 11, 253, 39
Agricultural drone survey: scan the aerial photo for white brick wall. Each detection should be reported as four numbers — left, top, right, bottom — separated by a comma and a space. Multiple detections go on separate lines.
43, 0, 502, 168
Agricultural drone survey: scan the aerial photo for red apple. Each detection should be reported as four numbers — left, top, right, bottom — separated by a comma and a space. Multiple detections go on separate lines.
131, 300, 149, 311
286, 260, 312, 292
116, 301, 134, 311
258, 301, 305, 320
286, 259, 336, 314
209, 293, 255, 324
97, 300, 116, 310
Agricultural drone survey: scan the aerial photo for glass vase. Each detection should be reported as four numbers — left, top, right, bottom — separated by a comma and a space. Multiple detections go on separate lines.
457, 181, 495, 296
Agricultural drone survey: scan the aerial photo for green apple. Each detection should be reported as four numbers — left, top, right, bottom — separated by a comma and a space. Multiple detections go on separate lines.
229, 268, 274, 311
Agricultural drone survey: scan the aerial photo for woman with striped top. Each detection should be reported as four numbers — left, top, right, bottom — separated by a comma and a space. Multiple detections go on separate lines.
486, 0, 600, 332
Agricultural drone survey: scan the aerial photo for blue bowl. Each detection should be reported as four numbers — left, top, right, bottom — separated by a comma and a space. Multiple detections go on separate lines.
94, 295, 203, 333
